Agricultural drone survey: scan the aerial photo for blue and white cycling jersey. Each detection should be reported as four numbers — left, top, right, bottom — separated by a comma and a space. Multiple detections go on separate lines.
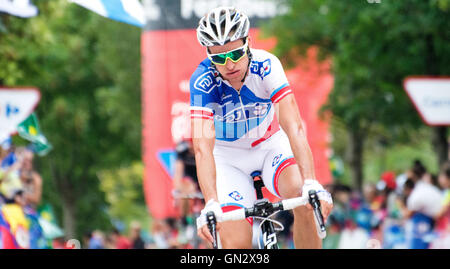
190, 49, 293, 149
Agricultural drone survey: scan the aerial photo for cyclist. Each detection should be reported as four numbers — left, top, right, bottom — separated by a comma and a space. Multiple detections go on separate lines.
191, 6, 333, 249
172, 139, 203, 225
172, 139, 205, 248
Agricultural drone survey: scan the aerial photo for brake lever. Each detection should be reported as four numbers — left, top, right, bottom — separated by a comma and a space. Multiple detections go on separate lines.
206, 211, 218, 249
308, 190, 326, 233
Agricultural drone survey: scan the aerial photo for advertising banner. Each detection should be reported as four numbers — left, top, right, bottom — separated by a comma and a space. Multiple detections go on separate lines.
142, 0, 333, 219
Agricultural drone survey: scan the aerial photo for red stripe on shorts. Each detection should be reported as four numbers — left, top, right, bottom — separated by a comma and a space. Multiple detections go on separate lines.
273, 157, 297, 197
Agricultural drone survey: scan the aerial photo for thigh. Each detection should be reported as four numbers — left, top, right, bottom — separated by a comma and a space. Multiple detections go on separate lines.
215, 161, 256, 216
215, 161, 255, 248
261, 134, 301, 199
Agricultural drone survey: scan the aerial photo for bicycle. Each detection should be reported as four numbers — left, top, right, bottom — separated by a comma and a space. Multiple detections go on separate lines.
205, 171, 327, 249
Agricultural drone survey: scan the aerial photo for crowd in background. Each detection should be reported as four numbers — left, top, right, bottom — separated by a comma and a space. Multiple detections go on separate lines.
318, 160, 450, 249
2, 136, 449, 249
80, 221, 149, 249
0, 139, 48, 249
0, 140, 42, 209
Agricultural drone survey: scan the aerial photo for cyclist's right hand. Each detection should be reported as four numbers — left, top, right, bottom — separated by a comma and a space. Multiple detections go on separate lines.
196, 199, 223, 244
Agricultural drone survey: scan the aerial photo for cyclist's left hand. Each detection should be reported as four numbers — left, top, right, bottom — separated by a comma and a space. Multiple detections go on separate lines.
302, 179, 333, 221
196, 199, 223, 245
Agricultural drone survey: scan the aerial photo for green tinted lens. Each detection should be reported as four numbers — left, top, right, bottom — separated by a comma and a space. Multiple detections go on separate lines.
210, 54, 227, 65
228, 48, 246, 61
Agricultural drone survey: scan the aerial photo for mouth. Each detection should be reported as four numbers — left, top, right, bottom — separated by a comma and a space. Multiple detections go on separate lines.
226, 70, 240, 77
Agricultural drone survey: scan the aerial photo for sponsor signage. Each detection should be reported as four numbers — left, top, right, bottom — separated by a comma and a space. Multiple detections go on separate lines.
403, 76, 450, 126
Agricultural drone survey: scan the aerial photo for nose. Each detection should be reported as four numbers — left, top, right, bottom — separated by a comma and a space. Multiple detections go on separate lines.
225, 58, 235, 70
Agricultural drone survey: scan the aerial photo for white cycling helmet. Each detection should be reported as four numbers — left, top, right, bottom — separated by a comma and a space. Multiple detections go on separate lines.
196, 6, 250, 47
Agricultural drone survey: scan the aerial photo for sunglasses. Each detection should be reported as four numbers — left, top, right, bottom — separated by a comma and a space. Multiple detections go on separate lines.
207, 39, 248, 65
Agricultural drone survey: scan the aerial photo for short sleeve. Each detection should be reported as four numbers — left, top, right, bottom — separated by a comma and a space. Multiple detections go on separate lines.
263, 54, 293, 104
189, 61, 220, 120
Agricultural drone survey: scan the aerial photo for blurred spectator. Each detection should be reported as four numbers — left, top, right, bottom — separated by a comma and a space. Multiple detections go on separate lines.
337, 219, 370, 249
111, 228, 131, 249
355, 183, 379, 233
88, 230, 105, 249
327, 184, 352, 230
401, 178, 415, 206
130, 221, 145, 249
150, 218, 170, 249
436, 161, 450, 220
404, 161, 443, 249
430, 161, 450, 248
378, 171, 400, 219
323, 184, 352, 249
82, 231, 92, 249
0, 147, 25, 204
18, 149, 42, 209
377, 172, 406, 248
423, 173, 440, 188
411, 160, 427, 181
104, 234, 116, 249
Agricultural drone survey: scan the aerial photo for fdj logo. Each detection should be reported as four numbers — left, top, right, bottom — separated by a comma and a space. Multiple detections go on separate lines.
228, 191, 243, 202
194, 71, 220, 94
272, 154, 282, 167
250, 59, 271, 80
261, 59, 271, 78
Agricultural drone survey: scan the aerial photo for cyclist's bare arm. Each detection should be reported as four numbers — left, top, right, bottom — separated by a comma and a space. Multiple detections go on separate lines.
275, 94, 316, 180
191, 118, 218, 202
275, 94, 332, 220
191, 117, 221, 243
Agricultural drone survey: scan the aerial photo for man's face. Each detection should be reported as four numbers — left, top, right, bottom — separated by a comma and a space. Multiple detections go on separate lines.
208, 38, 249, 85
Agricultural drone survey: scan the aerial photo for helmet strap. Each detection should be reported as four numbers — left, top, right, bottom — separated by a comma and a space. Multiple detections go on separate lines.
241, 46, 252, 83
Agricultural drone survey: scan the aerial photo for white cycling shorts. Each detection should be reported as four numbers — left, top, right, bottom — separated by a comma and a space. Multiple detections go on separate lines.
213, 130, 297, 225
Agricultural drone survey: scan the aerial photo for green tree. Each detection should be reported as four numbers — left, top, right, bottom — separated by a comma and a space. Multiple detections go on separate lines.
264, 0, 449, 190
0, 0, 143, 239
97, 161, 150, 231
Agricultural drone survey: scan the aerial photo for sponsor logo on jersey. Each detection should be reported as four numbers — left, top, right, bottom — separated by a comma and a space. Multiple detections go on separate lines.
194, 70, 221, 94
250, 58, 271, 80
229, 191, 244, 201
214, 102, 270, 123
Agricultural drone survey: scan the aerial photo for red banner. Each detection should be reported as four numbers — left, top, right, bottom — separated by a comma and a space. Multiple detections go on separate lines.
142, 27, 333, 219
